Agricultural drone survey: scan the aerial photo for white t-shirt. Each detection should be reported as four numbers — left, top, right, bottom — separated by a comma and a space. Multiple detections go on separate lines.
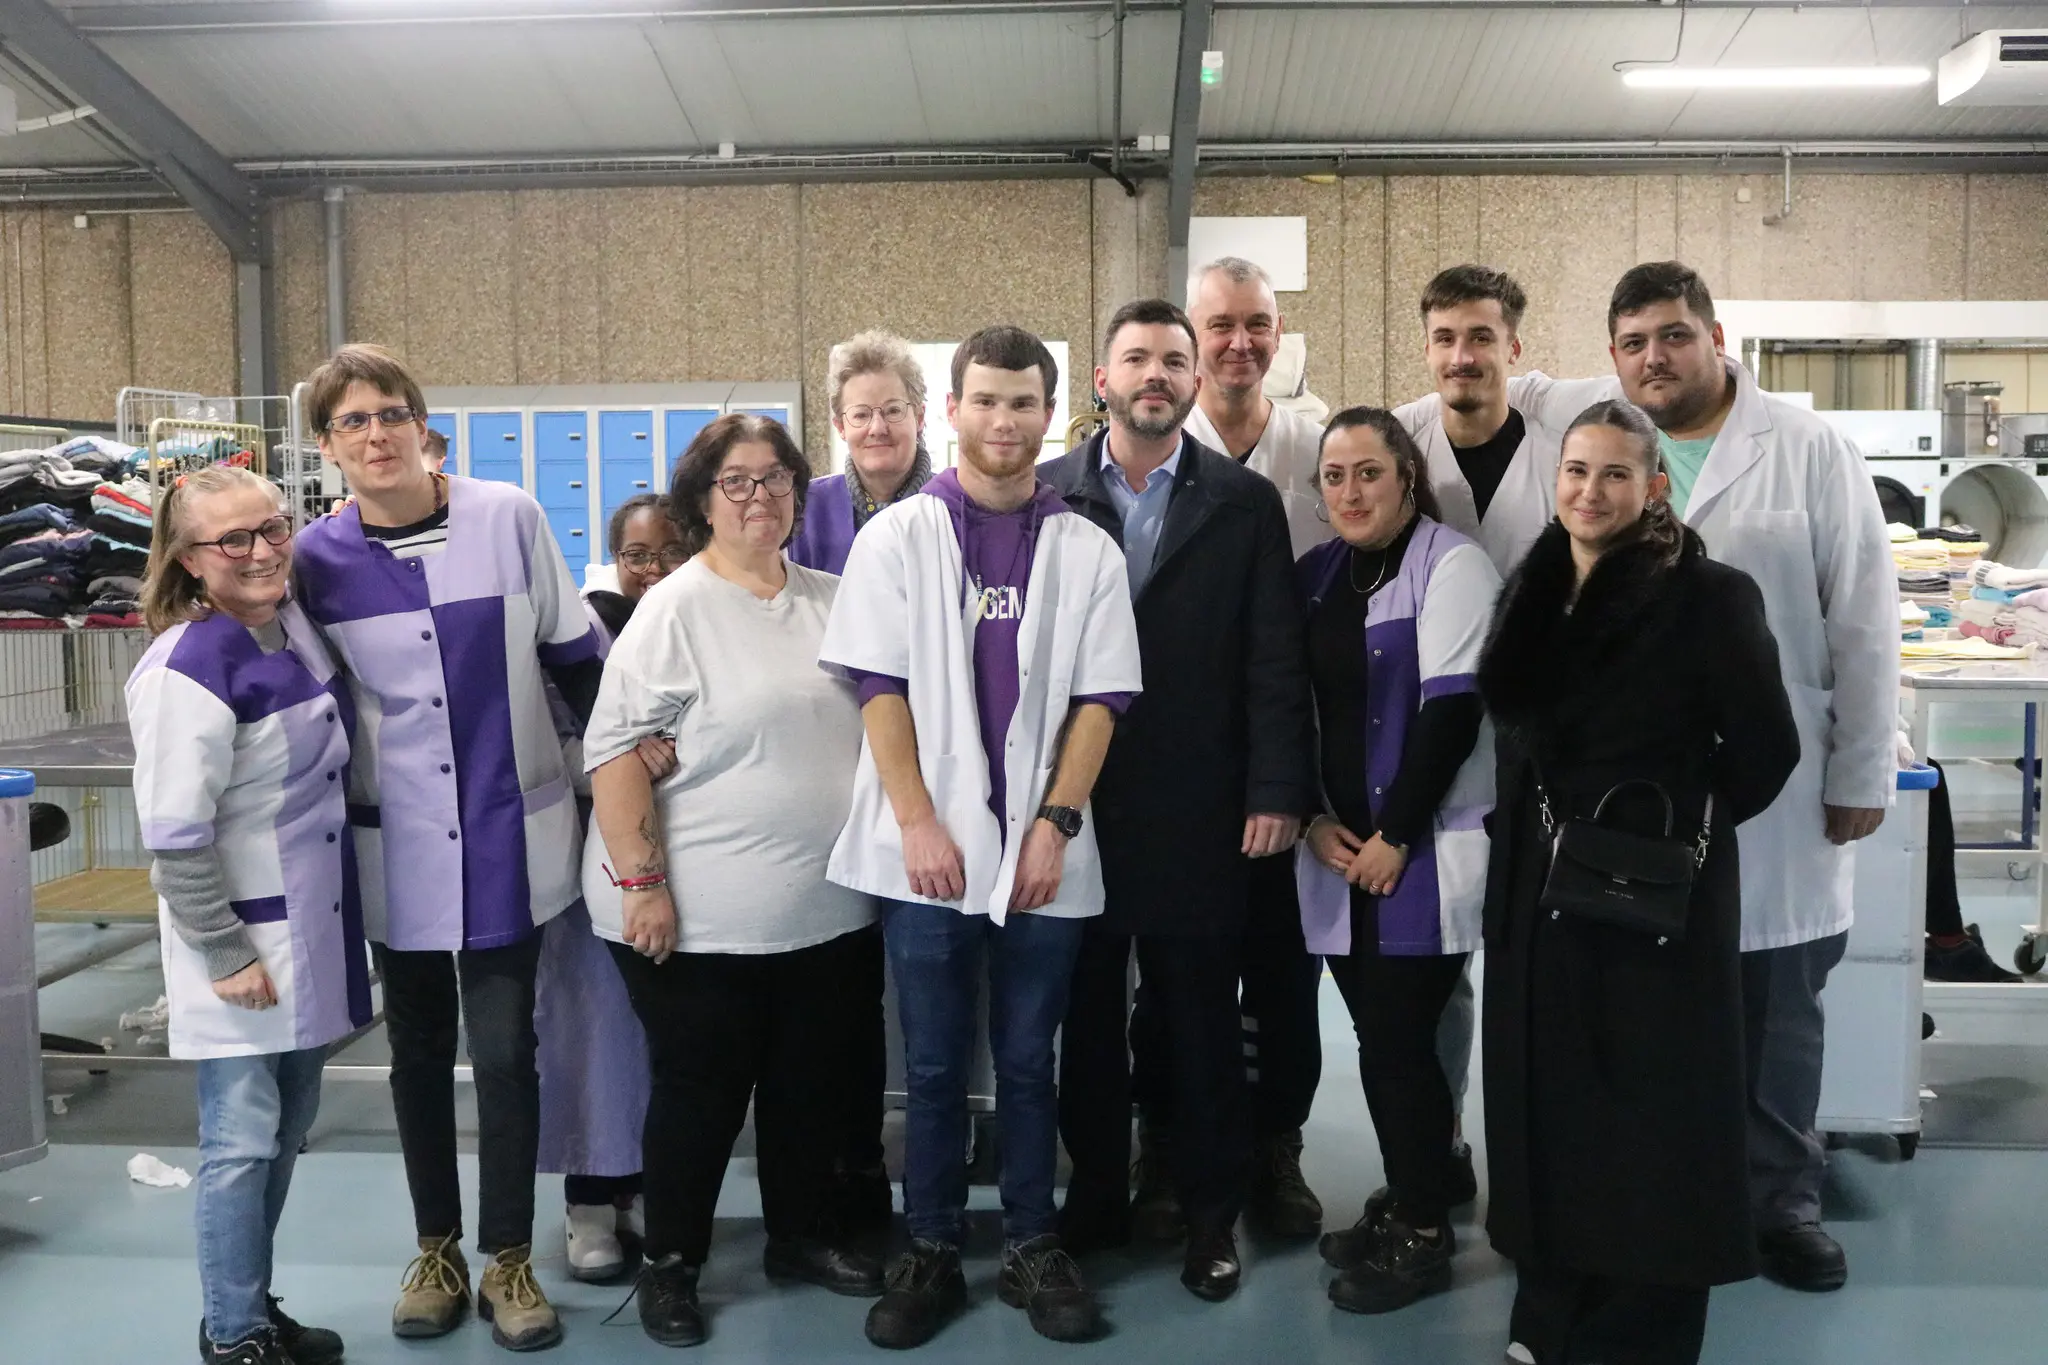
1183, 399, 1334, 560
579, 557, 876, 954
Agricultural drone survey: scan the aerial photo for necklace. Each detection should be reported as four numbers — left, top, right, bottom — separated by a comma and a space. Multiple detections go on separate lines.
1348, 544, 1392, 596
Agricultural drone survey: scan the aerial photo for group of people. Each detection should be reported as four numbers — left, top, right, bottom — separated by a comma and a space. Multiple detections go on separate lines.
130, 252, 1898, 1365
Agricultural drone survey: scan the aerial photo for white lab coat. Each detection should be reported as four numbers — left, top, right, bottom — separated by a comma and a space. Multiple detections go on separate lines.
818, 495, 1143, 924
1516, 363, 1901, 950
1183, 400, 1334, 559
1393, 384, 1565, 578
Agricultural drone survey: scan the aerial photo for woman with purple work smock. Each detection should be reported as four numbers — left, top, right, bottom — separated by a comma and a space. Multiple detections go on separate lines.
291, 344, 604, 1355
129, 465, 368, 1365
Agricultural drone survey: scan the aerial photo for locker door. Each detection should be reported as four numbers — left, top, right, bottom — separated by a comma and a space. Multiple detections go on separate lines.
533, 411, 591, 573
426, 412, 457, 474
662, 408, 720, 483
599, 410, 658, 529
466, 411, 523, 486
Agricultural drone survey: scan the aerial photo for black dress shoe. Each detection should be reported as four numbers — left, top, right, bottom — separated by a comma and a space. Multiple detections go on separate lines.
1180, 1224, 1241, 1302
1320, 1188, 1396, 1270
638, 1253, 707, 1347
1758, 1223, 1847, 1292
764, 1236, 885, 1297
1448, 1143, 1479, 1206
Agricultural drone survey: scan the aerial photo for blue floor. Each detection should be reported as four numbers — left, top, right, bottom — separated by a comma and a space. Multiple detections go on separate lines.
6, 875, 2048, 1364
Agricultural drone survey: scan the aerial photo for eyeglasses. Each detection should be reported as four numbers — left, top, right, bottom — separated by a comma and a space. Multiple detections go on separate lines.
617, 547, 690, 572
842, 401, 915, 430
193, 516, 293, 559
717, 469, 797, 502
325, 405, 421, 435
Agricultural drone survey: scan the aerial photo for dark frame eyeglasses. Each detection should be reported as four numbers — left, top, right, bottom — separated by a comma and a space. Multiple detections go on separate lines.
617, 547, 690, 572
325, 405, 421, 435
716, 469, 797, 502
192, 516, 293, 559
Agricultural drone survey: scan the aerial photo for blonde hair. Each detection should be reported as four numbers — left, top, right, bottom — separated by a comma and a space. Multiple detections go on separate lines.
827, 330, 926, 417
141, 466, 287, 636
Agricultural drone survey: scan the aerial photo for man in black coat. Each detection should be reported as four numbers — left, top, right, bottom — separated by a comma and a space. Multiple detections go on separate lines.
1041, 298, 1316, 1302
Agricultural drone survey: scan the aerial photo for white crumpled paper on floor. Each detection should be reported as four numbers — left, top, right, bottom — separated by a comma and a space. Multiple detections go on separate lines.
126, 1153, 191, 1189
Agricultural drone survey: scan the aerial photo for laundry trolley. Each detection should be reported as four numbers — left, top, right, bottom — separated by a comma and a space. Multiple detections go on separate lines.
1817, 765, 1937, 1158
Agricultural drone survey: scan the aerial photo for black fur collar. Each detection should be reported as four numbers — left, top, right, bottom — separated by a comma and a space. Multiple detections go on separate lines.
1478, 520, 1706, 733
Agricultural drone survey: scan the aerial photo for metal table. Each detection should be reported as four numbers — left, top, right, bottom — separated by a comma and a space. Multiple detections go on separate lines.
0, 723, 134, 788
1901, 662, 2048, 1044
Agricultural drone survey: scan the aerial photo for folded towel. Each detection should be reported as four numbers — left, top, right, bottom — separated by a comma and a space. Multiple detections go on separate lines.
1971, 561, 2048, 592
1973, 585, 2021, 605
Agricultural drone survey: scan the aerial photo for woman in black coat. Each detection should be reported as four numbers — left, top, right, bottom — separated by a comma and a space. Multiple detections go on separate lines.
1476, 400, 1801, 1365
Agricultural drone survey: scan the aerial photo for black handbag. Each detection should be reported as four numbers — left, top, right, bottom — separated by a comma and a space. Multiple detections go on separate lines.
1536, 771, 1712, 945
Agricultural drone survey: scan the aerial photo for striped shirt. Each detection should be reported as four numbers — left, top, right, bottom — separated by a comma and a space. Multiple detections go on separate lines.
361, 505, 450, 558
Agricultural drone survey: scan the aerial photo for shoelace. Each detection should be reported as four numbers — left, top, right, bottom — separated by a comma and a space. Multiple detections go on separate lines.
884, 1246, 945, 1294
398, 1236, 466, 1299
489, 1253, 546, 1311
264, 1296, 302, 1335
1025, 1246, 1085, 1293
603, 1259, 690, 1327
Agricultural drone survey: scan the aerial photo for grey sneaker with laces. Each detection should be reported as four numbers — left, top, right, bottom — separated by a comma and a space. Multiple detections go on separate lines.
998, 1234, 1103, 1343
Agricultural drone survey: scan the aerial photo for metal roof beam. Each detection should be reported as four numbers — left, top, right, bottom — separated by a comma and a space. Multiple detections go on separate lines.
0, 0, 265, 262
1163, 0, 1212, 308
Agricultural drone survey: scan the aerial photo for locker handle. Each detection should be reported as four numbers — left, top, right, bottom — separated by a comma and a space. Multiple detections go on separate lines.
569, 480, 583, 488
503, 433, 516, 440
634, 480, 649, 488
570, 529, 584, 537
635, 432, 648, 439
569, 433, 582, 440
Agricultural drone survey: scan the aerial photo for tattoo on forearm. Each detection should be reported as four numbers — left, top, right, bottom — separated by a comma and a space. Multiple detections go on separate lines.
634, 808, 664, 878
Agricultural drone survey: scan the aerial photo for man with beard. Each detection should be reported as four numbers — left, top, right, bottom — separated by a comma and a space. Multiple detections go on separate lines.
1513, 261, 1897, 1301
1041, 299, 1316, 1303
821, 324, 1141, 1350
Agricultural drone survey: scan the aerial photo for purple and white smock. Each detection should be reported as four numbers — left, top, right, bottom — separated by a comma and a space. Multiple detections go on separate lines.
293, 476, 600, 950
128, 603, 373, 1059
1293, 516, 1500, 957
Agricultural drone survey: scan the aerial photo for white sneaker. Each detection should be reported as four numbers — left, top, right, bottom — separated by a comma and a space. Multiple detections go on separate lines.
616, 1194, 645, 1244
565, 1203, 626, 1283
1506, 1343, 1536, 1364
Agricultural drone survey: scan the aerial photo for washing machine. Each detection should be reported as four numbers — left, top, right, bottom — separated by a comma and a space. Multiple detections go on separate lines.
1821, 409, 1949, 531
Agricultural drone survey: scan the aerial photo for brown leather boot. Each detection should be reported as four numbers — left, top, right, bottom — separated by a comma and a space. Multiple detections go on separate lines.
478, 1244, 563, 1352
392, 1231, 470, 1339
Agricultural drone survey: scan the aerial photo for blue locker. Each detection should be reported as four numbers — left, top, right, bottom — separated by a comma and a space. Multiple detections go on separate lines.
663, 408, 720, 482
466, 411, 522, 486
533, 411, 591, 573
599, 410, 658, 529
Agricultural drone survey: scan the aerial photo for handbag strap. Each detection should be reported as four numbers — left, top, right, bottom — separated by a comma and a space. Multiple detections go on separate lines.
1531, 757, 1714, 867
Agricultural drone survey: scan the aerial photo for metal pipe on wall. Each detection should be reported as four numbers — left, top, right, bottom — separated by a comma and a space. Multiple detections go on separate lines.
1906, 339, 1942, 410
323, 187, 346, 354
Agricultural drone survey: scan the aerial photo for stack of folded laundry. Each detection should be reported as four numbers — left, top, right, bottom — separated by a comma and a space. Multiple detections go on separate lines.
0, 440, 149, 628
1968, 561, 2048, 651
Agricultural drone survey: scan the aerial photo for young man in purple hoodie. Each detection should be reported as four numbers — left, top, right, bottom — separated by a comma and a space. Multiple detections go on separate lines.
819, 325, 1142, 1350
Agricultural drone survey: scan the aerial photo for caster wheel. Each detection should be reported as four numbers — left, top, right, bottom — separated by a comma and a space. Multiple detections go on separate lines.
2016, 935, 2048, 977
1897, 1133, 1920, 1161
2007, 862, 2033, 883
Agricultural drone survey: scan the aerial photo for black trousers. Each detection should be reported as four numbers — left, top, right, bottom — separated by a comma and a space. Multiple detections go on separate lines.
1133, 857, 1323, 1141
1328, 919, 1469, 1227
1059, 925, 1250, 1229
564, 1172, 643, 1206
1511, 1261, 1711, 1365
839, 924, 889, 1175
607, 927, 872, 1265
1925, 758, 1965, 939
375, 935, 544, 1255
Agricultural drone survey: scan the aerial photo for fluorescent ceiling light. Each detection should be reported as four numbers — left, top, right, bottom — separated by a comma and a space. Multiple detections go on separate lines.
1624, 66, 1932, 91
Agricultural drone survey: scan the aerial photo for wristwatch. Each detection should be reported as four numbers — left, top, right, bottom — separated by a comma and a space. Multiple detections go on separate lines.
1037, 804, 1084, 839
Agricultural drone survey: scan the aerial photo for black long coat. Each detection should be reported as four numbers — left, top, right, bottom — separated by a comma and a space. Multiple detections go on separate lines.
1039, 430, 1316, 937
1476, 521, 1800, 1288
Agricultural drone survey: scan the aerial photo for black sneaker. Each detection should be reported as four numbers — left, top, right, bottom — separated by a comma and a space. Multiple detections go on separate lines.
1758, 1222, 1847, 1292
1328, 1218, 1455, 1315
1925, 934, 2022, 983
202, 1326, 293, 1365
998, 1235, 1103, 1343
765, 1235, 885, 1297
1319, 1188, 1396, 1269
1129, 1125, 1186, 1244
865, 1240, 967, 1350
200, 1299, 341, 1365
1247, 1129, 1323, 1238
637, 1253, 706, 1347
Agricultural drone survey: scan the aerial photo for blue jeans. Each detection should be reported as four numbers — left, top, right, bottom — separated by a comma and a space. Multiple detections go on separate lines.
196, 1048, 327, 1344
883, 901, 1084, 1247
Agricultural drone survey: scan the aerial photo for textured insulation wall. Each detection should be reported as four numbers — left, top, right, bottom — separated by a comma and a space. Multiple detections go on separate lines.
7, 173, 2048, 443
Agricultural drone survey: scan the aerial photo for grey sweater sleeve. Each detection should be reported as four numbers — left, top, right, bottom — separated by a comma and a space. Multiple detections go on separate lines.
152, 847, 259, 982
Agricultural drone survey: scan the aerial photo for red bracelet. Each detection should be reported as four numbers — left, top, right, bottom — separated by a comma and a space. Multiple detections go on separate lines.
603, 864, 668, 891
